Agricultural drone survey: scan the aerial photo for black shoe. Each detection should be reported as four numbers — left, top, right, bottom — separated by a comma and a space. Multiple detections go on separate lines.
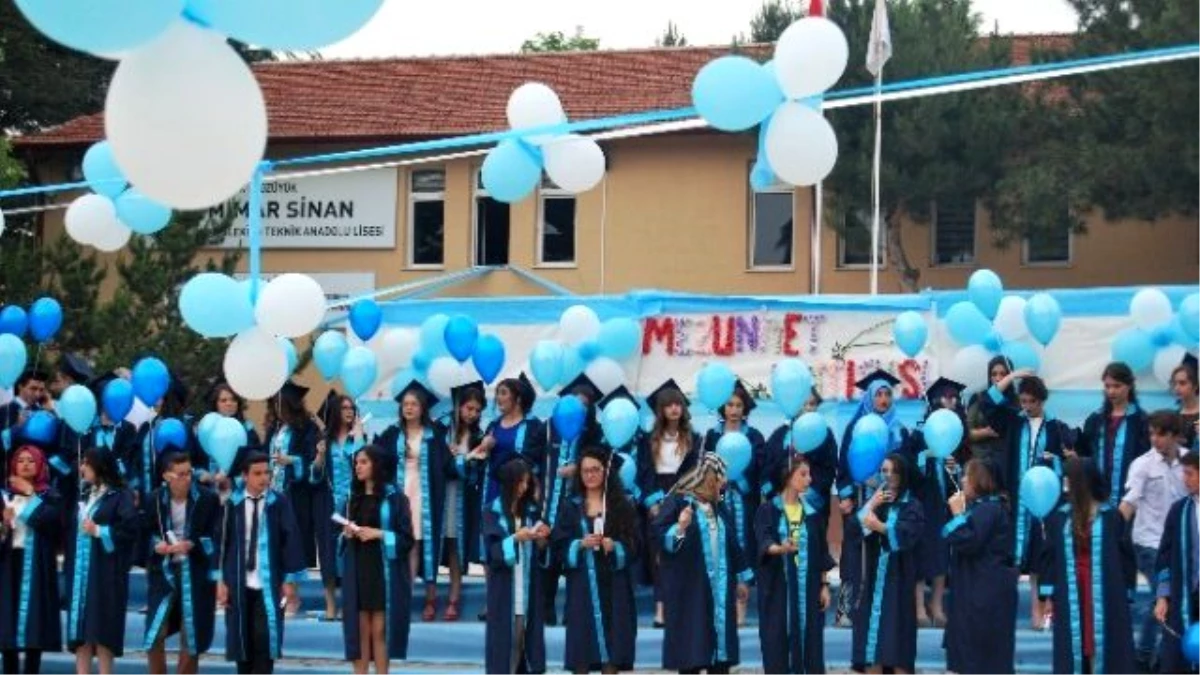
653, 620, 664, 629
477, 609, 487, 621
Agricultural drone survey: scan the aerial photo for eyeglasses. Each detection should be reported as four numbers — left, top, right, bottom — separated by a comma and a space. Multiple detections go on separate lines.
581, 467, 605, 475
340, 405, 355, 411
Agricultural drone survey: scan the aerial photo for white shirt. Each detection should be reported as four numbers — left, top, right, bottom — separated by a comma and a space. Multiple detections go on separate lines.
1027, 417, 1045, 456
170, 498, 188, 562
7, 493, 29, 549
1123, 448, 1187, 548
655, 438, 684, 474
243, 491, 267, 590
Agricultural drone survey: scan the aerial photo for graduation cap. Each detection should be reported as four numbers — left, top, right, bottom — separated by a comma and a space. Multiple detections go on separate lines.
646, 378, 689, 412
450, 380, 486, 404
59, 353, 95, 383
924, 377, 966, 405
1182, 353, 1198, 373
394, 379, 439, 408
598, 385, 640, 411
516, 372, 537, 411
854, 369, 900, 392
278, 380, 310, 404
561, 373, 601, 404
730, 380, 757, 415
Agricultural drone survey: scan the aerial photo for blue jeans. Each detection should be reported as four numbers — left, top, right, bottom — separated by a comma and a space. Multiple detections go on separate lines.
1134, 544, 1160, 661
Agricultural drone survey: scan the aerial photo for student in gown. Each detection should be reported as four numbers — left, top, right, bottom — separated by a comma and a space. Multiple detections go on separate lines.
216, 451, 306, 675
143, 451, 221, 675
325, 394, 367, 523
835, 370, 911, 630
964, 356, 1012, 464
702, 381, 766, 626
553, 446, 640, 674
764, 387, 838, 511
1076, 362, 1150, 510
0, 445, 61, 675
374, 379, 453, 622
596, 387, 644, 500
635, 379, 703, 627
1172, 354, 1199, 451
198, 380, 262, 493
483, 457, 551, 674
1154, 451, 1199, 674
755, 455, 833, 674
941, 457, 1017, 674
445, 381, 486, 621
469, 374, 547, 504
65, 448, 138, 675
0, 370, 50, 461
1038, 457, 1138, 674
340, 444, 414, 674
79, 374, 139, 488
851, 452, 925, 675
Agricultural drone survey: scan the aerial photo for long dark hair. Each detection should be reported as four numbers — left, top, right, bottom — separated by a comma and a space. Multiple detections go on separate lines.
496, 458, 536, 522
83, 447, 124, 489
883, 452, 912, 497
398, 390, 434, 429
496, 378, 529, 416
208, 383, 247, 421
1101, 361, 1139, 411
453, 388, 486, 443
1065, 457, 1105, 539
572, 447, 638, 552
350, 445, 393, 495
274, 393, 310, 431
651, 387, 693, 462
328, 395, 357, 440
964, 457, 1009, 511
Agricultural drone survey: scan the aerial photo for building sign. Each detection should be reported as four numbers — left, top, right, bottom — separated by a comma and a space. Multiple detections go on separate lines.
234, 272, 376, 306
204, 168, 398, 249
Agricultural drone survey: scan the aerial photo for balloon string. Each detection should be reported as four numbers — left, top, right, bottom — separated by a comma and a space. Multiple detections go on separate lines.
944, 463, 961, 493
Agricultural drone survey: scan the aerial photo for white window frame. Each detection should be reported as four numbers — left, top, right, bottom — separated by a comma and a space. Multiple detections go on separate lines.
1021, 228, 1074, 267
930, 198, 977, 267
837, 208, 889, 269
472, 167, 511, 267
747, 178, 796, 272
406, 167, 445, 270
536, 178, 578, 268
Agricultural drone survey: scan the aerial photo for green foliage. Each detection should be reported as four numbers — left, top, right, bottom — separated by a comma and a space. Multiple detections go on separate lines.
656, 21, 689, 47
751, 0, 804, 42
520, 26, 600, 53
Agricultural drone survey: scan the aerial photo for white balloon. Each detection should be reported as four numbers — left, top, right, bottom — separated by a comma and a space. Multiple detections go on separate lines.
949, 345, 994, 395
542, 134, 605, 193
1130, 288, 1173, 331
224, 327, 289, 400
765, 101, 838, 187
584, 357, 626, 395
105, 21, 267, 209
993, 296, 1029, 342
91, 219, 133, 252
773, 17, 850, 100
506, 82, 567, 133
372, 328, 418, 374
65, 194, 114, 246
427, 356, 463, 397
559, 305, 601, 346
254, 273, 327, 338
1154, 345, 1187, 386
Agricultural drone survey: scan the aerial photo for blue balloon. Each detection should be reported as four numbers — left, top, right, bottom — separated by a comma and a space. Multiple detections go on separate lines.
559, 345, 586, 388
0, 334, 27, 388
313, 330, 349, 381
552, 395, 587, 443
472, 334, 505, 384
180, 273, 254, 338
81, 141, 127, 198
411, 348, 434, 374
1019, 466, 1061, 519
530, 341, 565, 390
0, 305, 28, 337
153, 418, 188, 453
771, 359, 814, 419
848, 431, 887, 484
1001, 340, 1041, 373
58, 384, 97, 434
131, 357, 170, 406
15, 0, 181, 55
418, 314, 451, 358
750, 157, 777, 192
22, 411, 57, 445
967, 269, 1004, 320
1181, 293, 1200, 343
983, 331, 1003, 353
279, 337, 298, 374
852, 413, 890, 466
99, 379, 132, 423
184, 0, 384, 51
444, 314, 479, 364
696, 362, 737, 411
578, 340, 601, 363
945, 301, 993, 346
196, 412, 221, 454
1184, 622, 1200, 664
349, 299, 383, 342
692, 56, 783, 132
340, 346, 378, 399
791, 412, 828, 453
1024, 293, 1062, 346
716, 432, 753, 481
1112, 329, 1156, 373
892, 311, 927, 358
481, 139, 542, 204
28, 297, 63, 343
601, 398, 639, 449
617, 452, 637, 493
597, 318, 641, 361
208, 416, 249, 474
923, 409, 964, 460
115, 189, 172, 235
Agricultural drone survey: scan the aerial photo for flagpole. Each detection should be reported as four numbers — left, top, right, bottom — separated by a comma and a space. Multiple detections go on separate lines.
869, 70, 883, 296
813, 182, 823, 294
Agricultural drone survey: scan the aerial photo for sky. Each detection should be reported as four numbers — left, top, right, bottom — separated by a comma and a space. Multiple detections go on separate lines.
320, 0, 1080, 60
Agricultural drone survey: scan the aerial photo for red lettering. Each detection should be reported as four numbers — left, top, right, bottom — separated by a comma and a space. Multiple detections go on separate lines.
845, 360, 857, 399
711, 316, 735, 356
782, 312, 802, 357
898, 359, 922, 399
642, 317, 675, 356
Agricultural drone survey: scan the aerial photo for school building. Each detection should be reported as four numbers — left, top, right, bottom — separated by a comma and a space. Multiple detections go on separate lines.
13, 36, 1199, 302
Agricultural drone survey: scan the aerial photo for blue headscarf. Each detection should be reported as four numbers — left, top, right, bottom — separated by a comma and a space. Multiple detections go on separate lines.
852, 379, 905, 451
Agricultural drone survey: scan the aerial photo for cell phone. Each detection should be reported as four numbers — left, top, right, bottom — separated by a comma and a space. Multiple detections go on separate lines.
165, 531, 179, 545
331, 513, 350, 526
592, 516, 605, 537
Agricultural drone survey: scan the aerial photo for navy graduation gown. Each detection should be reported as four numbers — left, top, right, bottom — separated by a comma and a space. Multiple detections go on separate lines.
64, 487, 138, 655
941, 496, 1018, 674
445, 427, 484, 565
142, 484, 221, 655
81, 421, 139, 485
1076, 404, 1149, 508
653, 493, 753, 672
552, 497, 639, 672
1154, 495, 1198, 674
483, 499, 547, 674
267, 420, 333, 579
763, 424, 838, 512
0, 488, 62, 651
836, 418, 912, 590
196, 419, 260, 485
704, 424, 767, 564
340, 487, 414, 661
543, 426, 581, 533
1037, 503, 1137, 674
633, 432, 702, 510
905, 427, 962, 582
375, 423, 454, 583
850, 494, 924, 671
755, 496, 833, 674
216, 489, 307, 663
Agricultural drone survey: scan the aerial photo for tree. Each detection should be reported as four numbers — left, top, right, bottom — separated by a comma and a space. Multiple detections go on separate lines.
750, 0, 803, 42
520, 26, 600, 53
656, 21, 689, 47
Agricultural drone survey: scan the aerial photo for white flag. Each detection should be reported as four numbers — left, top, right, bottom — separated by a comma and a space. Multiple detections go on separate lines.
865, 0, 892, 77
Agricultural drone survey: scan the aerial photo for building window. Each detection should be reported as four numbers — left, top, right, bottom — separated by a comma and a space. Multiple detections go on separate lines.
538, 177, 576, 266
837, 207, 887, 268
749, 177, 794, 269
1023, 226, 1072, 265
408, 169, 444, 267
474, 170, 510, 266
932, 198, 976, 265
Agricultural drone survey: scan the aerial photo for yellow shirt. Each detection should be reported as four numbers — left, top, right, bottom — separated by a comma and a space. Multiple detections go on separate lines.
784, 501, 804, 544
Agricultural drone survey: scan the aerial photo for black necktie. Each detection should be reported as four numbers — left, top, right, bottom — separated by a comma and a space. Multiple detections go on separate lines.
247, 496, 262, 572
